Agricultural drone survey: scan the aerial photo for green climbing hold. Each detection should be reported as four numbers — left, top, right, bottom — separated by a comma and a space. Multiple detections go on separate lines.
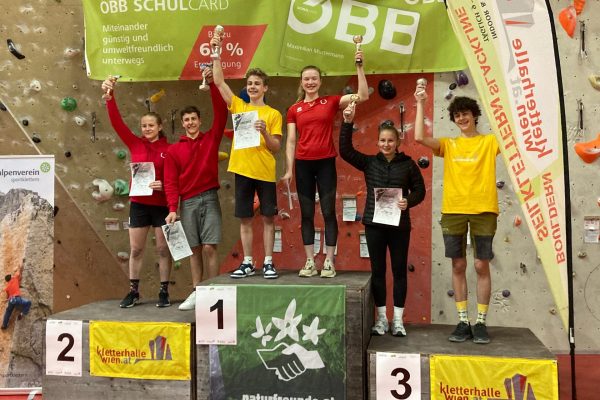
174, 261, 181, 270
113, 179, 129, 196
117, 149, 127, 159
61, 97, 77, 111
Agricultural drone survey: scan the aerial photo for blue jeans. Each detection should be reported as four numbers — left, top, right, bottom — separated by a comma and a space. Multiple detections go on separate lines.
2, 296, 31, 328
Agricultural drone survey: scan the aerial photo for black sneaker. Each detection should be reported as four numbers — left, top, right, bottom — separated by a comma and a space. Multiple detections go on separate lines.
156, 291, 171, 308
119, 291, 139, 308
263, 263, 278, 279
472, 322, 490, 344
448, 321, 473, 342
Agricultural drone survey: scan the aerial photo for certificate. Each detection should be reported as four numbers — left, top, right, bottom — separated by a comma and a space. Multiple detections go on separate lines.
162, 221, 193, 261
232, 110, 260, 150
129, 162, 155, 196
372, 188, 402, 226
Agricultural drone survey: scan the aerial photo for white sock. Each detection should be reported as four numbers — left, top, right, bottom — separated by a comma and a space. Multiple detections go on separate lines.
264, 256, 273, 264
377, 306, 387, 321
243, 256, 253, 265
393, 306, 404, 322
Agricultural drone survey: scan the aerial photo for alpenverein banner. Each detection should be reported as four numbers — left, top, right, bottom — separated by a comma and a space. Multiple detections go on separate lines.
446, 1, 569, 329
430, 354, 558, 400
210, 285, 346, 399
89, 321, 191, 380
0, 155, 55, 387
82, 0, 466, 81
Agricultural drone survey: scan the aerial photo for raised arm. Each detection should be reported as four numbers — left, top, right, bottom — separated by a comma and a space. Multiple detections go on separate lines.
102, 77, 139, 149
281, 122, 297, 185
339, 102, 368, 171
210, 36, 235, 107
414, 83, 440, 152
340, 50, 369, 108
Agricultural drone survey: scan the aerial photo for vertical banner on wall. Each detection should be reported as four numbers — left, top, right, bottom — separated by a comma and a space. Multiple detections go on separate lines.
446, 1, 570, 330
0, 155, 55, 387
209, 285, 346, 399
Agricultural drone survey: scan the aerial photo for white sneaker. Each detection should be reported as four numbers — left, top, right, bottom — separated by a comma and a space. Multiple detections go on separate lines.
320, 258, 336, 278
298, 259, 317, 277
178, 291, 196, 311
371, 318, 389, 336
391, 320, 406, 337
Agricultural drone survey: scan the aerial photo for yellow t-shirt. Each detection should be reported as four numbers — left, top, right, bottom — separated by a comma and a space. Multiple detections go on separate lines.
437, 134, 499, 214
227, 95, 282, 182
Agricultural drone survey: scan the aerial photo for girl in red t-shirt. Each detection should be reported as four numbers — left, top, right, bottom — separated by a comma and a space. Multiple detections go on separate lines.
282, 51, 368, 278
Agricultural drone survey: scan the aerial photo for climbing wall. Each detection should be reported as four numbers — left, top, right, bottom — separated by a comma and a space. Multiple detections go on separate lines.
0, 0, 599, 395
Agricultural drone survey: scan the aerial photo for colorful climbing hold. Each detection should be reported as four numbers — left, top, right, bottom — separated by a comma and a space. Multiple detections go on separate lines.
91, 178, 114, 202
558, 6, 577, 38
113, 179, 129, 196
117, 149, 127, 159
61, 97, 77, 111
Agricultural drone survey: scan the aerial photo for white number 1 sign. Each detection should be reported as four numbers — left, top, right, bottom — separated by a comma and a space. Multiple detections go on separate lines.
195, 285, 237, 345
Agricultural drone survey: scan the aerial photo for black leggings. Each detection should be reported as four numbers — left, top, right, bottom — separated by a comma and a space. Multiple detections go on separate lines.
295, 157, 338, 247
365, 225, 410, 307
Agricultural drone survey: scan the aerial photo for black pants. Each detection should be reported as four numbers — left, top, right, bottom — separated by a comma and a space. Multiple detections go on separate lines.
365, 225, 410, 307
295, 157, 338, 247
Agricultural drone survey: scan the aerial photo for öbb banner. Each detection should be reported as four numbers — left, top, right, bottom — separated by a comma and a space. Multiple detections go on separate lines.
83, 0, 466, 81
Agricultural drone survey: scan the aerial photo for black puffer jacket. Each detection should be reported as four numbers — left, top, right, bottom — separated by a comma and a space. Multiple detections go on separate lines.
339, 122, 426, 230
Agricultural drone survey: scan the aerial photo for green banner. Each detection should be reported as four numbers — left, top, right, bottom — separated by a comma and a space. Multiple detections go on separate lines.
83, 0, 466, 81
210, 285, 345, 399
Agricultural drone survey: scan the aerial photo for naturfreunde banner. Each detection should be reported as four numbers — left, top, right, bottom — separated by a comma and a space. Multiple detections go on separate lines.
82, 0, 466, 81
210, 285, 345, 400
446, 1, 569, 329
430, 355, 558, 400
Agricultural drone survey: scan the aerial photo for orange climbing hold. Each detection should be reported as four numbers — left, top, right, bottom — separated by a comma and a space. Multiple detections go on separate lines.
574, 0, 586, 15
559, 5, 577, 38
574, 133, 600, 163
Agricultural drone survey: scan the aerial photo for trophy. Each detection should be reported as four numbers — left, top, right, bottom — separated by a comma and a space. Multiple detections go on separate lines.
416, 78, 427, 97
102, 74, 121, 100
353, 35, 363, 65
211, 25, 225, 60
198, 63, 211, 91
344, 94, 360, 119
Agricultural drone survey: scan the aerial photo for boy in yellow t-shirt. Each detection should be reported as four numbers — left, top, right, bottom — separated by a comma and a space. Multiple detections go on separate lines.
211, 36, 282, 279
414, 84, 499, 345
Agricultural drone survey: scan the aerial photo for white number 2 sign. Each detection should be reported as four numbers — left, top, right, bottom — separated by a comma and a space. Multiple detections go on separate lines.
45, 320, 83, 376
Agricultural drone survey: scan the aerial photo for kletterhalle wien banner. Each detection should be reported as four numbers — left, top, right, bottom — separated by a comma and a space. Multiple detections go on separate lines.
82, 0, 466, 81
446, 1, 569, 329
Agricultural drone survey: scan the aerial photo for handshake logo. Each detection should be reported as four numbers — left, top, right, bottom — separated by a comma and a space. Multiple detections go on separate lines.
252, 299, 326, 381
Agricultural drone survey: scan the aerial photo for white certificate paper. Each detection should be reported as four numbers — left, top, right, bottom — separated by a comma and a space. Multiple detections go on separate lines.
232, 110, 260, 149
162, 221, 193, 261
372, 188, 402, 226
129, 162, 155, 196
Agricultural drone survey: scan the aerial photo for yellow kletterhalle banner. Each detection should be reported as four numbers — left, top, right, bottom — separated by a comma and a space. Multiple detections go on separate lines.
90, 321, 191, 380
430, 354, 558, 400
446, 1, 569, 329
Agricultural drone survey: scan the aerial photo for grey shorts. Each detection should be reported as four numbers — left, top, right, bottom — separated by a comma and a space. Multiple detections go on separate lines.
441, 213, 497, 260
180, 190, 222, 247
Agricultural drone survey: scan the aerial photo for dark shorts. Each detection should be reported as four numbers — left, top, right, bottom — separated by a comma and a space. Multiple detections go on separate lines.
180, 190, 222, 247
441, 213, 497, 260
234, 174, 277, 218
129, 202, 169, 228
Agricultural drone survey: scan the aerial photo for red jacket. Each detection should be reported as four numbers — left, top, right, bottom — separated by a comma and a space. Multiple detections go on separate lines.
164, 83, 228, 212
106, 96, 170, 207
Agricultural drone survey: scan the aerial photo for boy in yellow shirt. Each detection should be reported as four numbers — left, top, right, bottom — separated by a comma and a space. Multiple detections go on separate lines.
414, 83, 499, 344
211, 36, 282, 279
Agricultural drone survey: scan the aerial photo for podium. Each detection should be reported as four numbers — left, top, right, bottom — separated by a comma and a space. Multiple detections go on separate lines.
367, 324, 557, 399
43, 271, 373, 400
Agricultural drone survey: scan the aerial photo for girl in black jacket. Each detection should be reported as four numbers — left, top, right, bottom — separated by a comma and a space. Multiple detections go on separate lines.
340, 103, 426, 336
